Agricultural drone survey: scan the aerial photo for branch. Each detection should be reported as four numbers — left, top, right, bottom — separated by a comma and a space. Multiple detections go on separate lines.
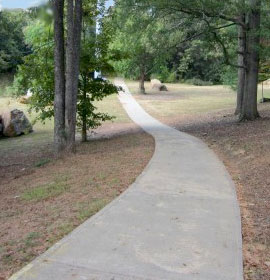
203, 19, 246, 69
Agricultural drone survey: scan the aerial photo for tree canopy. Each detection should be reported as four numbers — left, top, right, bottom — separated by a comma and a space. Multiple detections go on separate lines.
0, 9, 30, 73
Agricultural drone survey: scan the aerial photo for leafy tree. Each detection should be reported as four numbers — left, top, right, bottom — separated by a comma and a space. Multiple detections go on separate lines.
77, 78, 117, 141
0, 10, 30, 73
109, 1, 182, 93
115, 0, 268, 120
79, 1, 118, 141
13, 0, 118, 146
13, 20, 55, 120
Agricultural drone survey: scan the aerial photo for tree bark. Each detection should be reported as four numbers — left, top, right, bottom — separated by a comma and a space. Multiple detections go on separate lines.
235, 15, 246, 115
139, 66, 146, 94
81, 85, 87, 142
240, 0, 261, 120
53, 0, 66, 154
65, 0, 83, 152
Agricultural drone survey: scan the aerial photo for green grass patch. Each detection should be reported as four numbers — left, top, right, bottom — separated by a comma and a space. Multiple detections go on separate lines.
126, 80, 237, 117
34, 158, 51, 168
22, 176, 70, 201
2, 253, 13, 265
57, 222, 74, 236
0, 73, 14, 97
78, 199, 109, 222
94, 94, 130, 123
24, 232, 40, 248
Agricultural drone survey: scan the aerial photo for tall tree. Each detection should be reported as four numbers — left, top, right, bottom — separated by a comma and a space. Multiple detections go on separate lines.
15, 0, 118, 147
65, 0, 83, 152
109, 2, 182, 93
235, 13, 246, 115
128, 0, 264, 120
53, 0, 66, 153
0, 10, 29, 73
240, 0, 261, 120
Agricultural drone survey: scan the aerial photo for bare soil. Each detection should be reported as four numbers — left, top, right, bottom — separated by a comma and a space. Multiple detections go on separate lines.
0, 128, 154, 279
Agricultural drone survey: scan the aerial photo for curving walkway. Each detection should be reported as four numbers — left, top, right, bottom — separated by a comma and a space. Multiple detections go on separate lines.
10, 79, 243, 280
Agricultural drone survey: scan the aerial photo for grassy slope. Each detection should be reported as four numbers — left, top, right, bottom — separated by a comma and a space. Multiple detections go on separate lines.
0, 80, 154, 279
0, 92, 131, 156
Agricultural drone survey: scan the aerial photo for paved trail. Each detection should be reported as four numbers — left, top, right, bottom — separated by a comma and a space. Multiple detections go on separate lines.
10, 79, 243, 280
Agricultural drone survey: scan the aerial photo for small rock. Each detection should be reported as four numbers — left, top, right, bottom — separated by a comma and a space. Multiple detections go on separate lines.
18, 95, 31, 104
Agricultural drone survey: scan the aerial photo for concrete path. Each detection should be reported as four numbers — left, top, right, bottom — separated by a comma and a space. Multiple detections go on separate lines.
10, 79, 243, 280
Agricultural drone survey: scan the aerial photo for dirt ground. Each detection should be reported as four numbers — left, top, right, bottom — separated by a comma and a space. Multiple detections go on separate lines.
0, 126, 154, 279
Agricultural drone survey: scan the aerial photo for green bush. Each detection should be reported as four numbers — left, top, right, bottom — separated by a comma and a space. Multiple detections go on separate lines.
221, 65, 237, 90
151, 66, 178, 83
0, 73, 14, 97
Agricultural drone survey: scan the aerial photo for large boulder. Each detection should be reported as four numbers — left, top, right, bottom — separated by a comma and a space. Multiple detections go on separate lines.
151, 79, 168, 91
1, 109, 33, 137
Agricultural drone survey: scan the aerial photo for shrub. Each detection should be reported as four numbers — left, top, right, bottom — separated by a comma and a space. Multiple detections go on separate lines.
151, 66, 178, 83
221, 65, 237, 91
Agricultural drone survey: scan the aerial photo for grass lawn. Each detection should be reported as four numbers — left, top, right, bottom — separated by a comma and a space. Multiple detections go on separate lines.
0, 84, 154, 279
126, 80, 236, 117
126, 80, 270, 280
126, 80, 270, 118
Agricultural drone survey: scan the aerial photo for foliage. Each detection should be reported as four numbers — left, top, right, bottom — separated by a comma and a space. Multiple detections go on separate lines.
221, 65, 238, 90
151, 66, 177, 83
0, 73, 14, 97
77, 78, 118, 130
13, 20, 54, 121
176, 39, 225, 84
0, 10, 30, 73
108, 0, 241, 85
108, 1, 182, 81
13, 2, 118, 132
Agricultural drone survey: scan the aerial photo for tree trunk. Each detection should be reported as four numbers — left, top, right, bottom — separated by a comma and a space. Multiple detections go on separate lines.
53, 0, 66, 154
81, 87, 87, 142
65, 0, 83, 152
235, 15, 246, 115
81, 74, 88, 142
240, 0, 261, 120
139, 68, 146, 94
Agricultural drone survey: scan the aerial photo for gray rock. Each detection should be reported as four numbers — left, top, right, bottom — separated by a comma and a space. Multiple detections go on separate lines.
2, 109, 33, 137
159, 84, 168, 91
151, 79, 168, 91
